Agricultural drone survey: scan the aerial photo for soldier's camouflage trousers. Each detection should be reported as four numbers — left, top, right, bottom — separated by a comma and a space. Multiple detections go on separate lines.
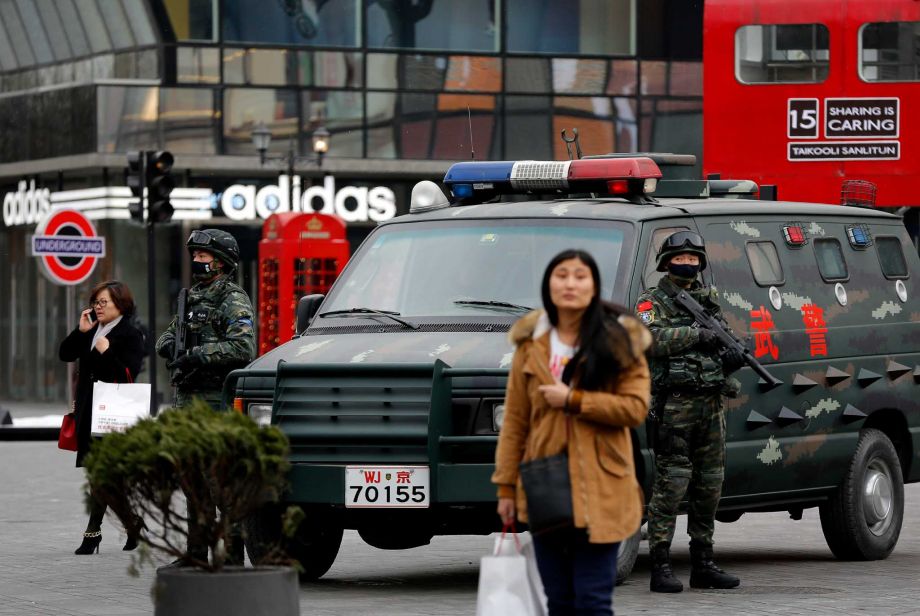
647, 390, 726, 548
176, 389, 223, 411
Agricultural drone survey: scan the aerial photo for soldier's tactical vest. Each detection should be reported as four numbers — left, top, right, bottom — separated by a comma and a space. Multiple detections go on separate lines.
179, 277, 248, 392
649, 285, 725, 391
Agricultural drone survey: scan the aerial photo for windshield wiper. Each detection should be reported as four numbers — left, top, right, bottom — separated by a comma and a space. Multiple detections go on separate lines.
318, 307, 419, 330
453, 300, 533, 313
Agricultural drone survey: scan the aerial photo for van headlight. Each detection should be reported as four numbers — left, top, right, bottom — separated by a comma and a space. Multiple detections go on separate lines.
247, 403, 273, 427
492, 403, 506, 432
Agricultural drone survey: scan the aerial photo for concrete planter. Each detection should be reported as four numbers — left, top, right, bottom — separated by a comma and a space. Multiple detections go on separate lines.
153, 566, 298, 616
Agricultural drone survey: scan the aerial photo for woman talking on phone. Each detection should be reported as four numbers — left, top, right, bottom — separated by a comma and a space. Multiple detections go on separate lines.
59, 280, 145, 555
492, 250, 651, 615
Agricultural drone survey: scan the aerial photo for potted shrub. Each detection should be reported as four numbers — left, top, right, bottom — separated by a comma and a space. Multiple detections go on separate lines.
83, 399, 301, 616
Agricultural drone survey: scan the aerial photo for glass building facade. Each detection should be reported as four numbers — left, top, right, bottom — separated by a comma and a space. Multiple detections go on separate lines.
0, 0, 704, 403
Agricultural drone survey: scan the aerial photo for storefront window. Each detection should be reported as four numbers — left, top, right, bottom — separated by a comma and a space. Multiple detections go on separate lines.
367, 0, 499, 52
223, 0, 359, 47
97, 86, 159, 153
163, 0, 217, 41
223, 88, 299, 155
507, 0, 634, 55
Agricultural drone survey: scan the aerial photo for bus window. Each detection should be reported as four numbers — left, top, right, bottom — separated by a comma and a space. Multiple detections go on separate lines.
860, 22, 920, 82
735, 24, 829, 84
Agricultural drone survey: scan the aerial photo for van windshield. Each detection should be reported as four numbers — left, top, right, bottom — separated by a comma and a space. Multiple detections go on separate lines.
321, 219, 631, 319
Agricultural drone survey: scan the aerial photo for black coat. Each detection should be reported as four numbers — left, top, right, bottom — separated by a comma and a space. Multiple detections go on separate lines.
59, 316, 146, 466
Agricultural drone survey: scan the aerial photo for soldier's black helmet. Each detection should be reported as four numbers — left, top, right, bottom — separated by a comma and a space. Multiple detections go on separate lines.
655, 230, 708, 272
187, 229, 240, 271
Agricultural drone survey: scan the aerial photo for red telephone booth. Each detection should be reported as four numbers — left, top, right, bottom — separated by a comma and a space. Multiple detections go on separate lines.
258, 212, 349, 354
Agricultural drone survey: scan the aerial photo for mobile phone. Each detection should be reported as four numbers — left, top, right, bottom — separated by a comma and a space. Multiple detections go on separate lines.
88, 310, 97, 323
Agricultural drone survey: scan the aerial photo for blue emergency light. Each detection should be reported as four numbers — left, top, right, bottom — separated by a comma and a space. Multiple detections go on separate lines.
846, 224, 872, 248
443, 157, 662, 202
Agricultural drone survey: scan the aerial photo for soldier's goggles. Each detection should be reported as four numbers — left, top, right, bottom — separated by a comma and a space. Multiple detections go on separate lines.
663, 231, 705, 251
188, 230, 213, 246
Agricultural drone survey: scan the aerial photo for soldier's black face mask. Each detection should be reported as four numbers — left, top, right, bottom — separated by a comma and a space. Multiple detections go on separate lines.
667, 262, 700, 283
191, 259, 221, 281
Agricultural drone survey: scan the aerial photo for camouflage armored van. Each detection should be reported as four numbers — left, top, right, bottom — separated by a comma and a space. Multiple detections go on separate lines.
228, 154, 920, 582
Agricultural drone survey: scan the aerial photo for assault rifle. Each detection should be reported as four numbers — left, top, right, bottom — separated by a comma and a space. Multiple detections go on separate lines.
673, 289, 783, 391
170, 288, 199, 385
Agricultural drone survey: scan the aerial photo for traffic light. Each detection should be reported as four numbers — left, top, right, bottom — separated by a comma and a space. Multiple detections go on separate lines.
146, 150, 175, 223
126, 151, 144, 222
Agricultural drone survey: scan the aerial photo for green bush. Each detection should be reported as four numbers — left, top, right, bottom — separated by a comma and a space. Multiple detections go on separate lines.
83, 399, 290, 571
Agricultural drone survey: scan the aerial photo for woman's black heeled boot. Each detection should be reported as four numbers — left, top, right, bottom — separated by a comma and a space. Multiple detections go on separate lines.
75, 531, 102, 555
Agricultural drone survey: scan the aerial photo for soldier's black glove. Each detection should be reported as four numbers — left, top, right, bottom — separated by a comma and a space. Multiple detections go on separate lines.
696, 329, 720, 352
157, 341, 175, 360
167, 352, 202, 372
720, 347, 745, 374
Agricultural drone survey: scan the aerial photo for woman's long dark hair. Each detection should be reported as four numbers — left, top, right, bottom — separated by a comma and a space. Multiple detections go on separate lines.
540, 250, 635, 390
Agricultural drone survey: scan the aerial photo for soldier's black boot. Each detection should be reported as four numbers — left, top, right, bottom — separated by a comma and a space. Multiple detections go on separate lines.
689, 541, 740, 589
650, 543, 684, 593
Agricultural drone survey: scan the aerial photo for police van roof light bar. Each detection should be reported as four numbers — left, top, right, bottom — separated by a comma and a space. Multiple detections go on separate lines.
443, 157, 662, 203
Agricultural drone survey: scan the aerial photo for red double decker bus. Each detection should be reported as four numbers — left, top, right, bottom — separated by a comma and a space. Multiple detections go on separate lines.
703, 0, 919, 246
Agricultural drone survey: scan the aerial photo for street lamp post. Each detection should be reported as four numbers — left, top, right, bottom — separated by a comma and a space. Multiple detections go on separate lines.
251, 122, 330, 213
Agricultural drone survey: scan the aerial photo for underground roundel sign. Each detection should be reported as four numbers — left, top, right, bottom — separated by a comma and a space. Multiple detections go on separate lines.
31, 209, 105, 285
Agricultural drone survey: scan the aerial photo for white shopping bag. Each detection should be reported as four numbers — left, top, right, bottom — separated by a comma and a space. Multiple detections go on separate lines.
493, 531, 547, 616
477, 532, 544, 616
90, 381, 151, 436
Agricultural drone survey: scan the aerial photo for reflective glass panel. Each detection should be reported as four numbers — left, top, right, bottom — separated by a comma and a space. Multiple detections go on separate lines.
122, 0, 157, 45
56, 0, 91, 57
606, 59, 637, 96
861, 22, 920, 82
0, 1, 34, 66
644, 99, 702, 172
669, 61, 702, 96
504, 95, 552, 160
14, 0, 54, 64
736, 24, 829, 84
163, 0, 216, 41
302, 90, 363, 158
102, 0, 135, 49
74, 0, 112, 53
876, 237, 909, 278
223, 0, 358, 47
746, 242, 784, 286
161, 88, 216, 154
178, 47, 220, 84
551, 96, 613, 159
640, 61, 667, 95
552, 59, 607, 94
505, 58, 551, 93
222, 88, 298, 155
814, 239, 848, 282
35, 0, 72, 61
507, 0, 633, 55
0, 17, 19, 70
367, 53, 398, 89
97, 86, 159, 153
301, 51, 363, 87
367, 0, 498, 51
445, 56, 501, 92
224, 48, 298, 86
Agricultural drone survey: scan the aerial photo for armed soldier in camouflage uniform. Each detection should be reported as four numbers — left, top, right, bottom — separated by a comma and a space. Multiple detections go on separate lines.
636, 231, 744, 593
155, 229, 255, 567
156, 229, 255, 409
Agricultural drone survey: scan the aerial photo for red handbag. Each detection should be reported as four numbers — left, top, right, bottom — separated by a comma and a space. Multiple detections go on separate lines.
58, 413, 78, 451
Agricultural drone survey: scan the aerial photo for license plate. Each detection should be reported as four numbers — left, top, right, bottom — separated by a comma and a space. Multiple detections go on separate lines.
345, 466, 430, 508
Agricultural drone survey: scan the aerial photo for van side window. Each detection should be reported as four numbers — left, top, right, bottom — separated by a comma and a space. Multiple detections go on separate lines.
735, 24, 830, 84
876, 236, 909, 279
643, 226, 690, 289
745, 241, 784, 286
814, 239, 848, 282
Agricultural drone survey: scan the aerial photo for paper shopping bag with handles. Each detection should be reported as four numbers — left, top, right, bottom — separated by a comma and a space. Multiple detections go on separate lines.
493, 531, 547, 616
476, 528, 542, 616
90, 381, 151, 436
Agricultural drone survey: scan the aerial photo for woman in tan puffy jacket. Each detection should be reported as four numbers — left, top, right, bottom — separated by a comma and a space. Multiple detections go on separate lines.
493, 249, 651, 616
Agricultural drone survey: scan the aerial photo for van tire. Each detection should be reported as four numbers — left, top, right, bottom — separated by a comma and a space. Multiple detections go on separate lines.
819, 429, 904, 560
244, 504, 344, 581
615, 528, 641, 585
